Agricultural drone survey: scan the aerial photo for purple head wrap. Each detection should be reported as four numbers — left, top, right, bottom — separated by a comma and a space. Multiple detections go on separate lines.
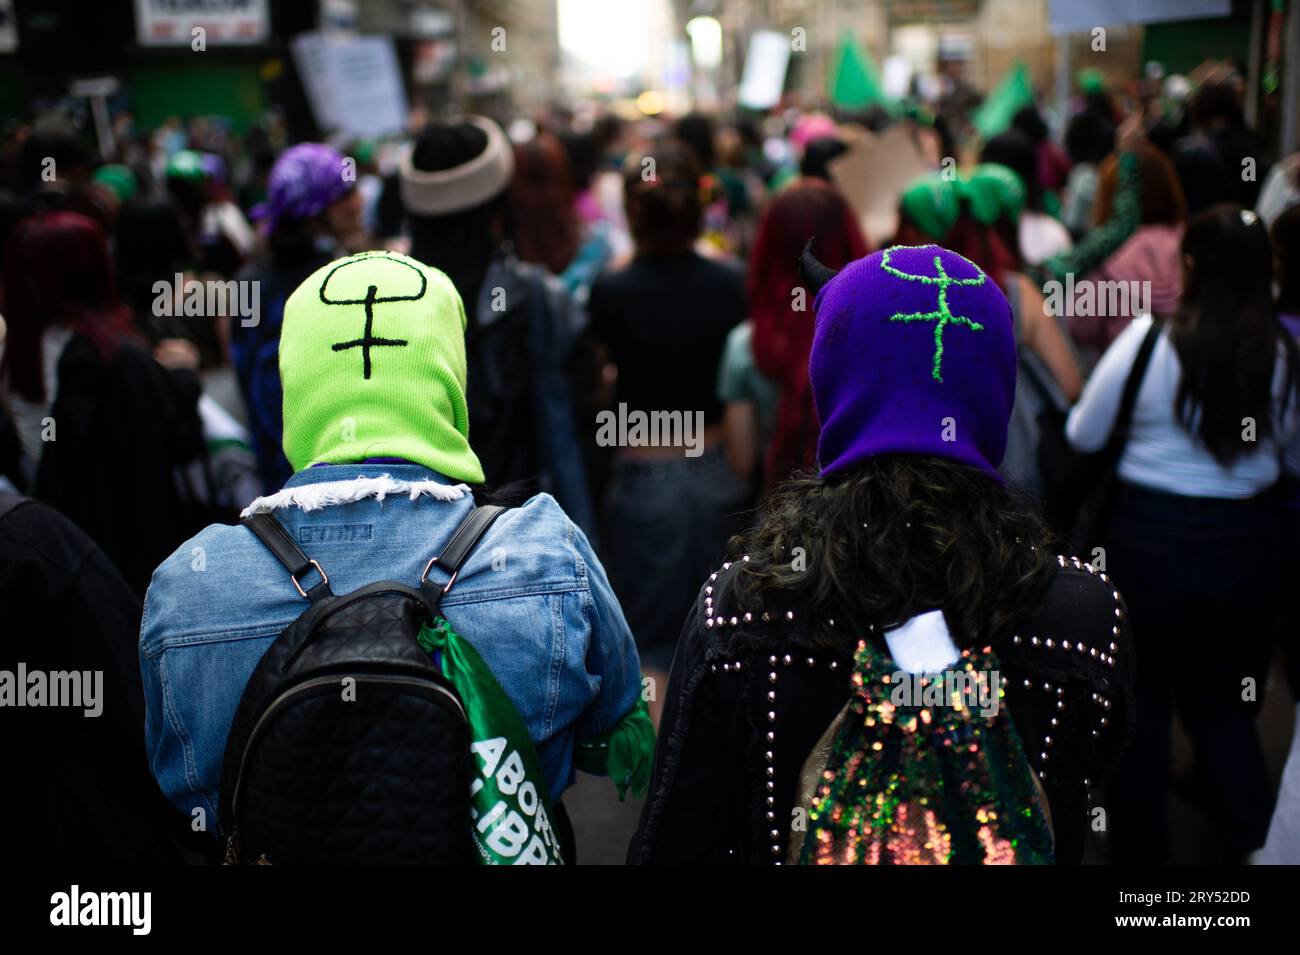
252, 143, 354, 233
810, 245, 1018, 481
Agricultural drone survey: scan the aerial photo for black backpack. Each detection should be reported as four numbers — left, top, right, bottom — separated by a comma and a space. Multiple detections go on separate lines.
217, 504, 507, 864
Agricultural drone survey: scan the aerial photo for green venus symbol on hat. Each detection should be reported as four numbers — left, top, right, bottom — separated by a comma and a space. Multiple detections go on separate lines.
318, 252, 428, 380
882, 247, 987, 383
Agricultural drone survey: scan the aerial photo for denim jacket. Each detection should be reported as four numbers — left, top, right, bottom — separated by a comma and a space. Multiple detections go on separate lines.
140, 463, 642, 828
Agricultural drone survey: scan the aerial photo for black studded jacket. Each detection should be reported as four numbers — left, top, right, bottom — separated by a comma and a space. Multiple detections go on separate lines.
628, 556, 1135, 865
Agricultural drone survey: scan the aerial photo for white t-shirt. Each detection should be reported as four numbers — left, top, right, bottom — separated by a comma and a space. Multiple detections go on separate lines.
1066, 314, 1300, 498
1019, 211, 1073, 267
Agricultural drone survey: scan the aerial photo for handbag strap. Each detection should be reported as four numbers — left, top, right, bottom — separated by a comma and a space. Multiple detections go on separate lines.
1102, 318, 1163, 462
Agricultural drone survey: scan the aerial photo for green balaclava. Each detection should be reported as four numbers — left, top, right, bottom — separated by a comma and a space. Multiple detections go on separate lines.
958, 163, 1027, 226
899, 173, 959, 241
280, 250, 485, 483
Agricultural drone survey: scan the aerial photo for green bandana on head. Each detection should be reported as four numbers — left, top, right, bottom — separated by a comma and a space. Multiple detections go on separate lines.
958, 163, 1026, 226
279, 250, 486, 484
899, 173, 959, 241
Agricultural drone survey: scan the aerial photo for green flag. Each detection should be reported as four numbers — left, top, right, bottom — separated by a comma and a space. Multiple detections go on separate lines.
972, 61, 1034, 139
830, 32, 894, 112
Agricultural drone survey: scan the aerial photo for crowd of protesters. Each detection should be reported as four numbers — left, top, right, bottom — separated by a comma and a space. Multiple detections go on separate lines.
1, 55, 1299, 865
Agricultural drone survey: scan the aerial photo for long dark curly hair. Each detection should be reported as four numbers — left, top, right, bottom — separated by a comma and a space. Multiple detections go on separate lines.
730, 455, 1059, 652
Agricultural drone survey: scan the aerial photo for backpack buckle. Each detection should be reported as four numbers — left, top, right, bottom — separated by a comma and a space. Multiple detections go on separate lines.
419, 557, 458, 595
290, 559, 329, 599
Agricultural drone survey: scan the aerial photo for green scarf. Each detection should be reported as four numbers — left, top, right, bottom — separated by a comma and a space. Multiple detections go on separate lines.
575, 697, 655, 801
419, 617, 564, 864
418, 616, 656, 863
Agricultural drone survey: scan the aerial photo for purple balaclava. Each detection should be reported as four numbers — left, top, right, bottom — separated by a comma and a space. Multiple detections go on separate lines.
809, 244, 1018, 480
252, 143, 354, 234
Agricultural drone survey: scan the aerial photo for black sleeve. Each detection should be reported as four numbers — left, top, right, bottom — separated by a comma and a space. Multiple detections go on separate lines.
628, 605, 744, 863
586, 275, 612, 347
728, 262, 748, 326
0, 499, 185, 863
160, 364, 206, 465
998, 564, 1136, 864
374, 171, 405, 240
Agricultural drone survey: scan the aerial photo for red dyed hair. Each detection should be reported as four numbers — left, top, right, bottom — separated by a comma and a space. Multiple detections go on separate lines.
748, 179, 870, 483
942, 213, 1019, 287
748, 179, 869, 326
2, 211, 131, 402
510, 132, 581, 275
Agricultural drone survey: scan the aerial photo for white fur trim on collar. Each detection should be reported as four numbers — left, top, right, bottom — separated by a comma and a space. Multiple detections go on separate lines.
241, 473, 470, 517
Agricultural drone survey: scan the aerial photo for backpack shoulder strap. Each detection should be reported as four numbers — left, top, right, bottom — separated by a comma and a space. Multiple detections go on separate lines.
419, 504, 508, 610
241, 511, 333, 602
241, 504, 508, 609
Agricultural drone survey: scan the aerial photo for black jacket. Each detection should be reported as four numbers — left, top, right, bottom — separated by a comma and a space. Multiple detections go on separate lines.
32, 332, 209, 595
629, 556, 1135, 865
0, 494, 183, 863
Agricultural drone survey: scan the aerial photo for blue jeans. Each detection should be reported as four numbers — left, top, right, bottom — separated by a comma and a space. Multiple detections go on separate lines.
603, 447, 750, 672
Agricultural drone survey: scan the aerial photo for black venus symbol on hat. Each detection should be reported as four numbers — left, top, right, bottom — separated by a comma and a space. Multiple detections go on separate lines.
319, 252, 428, 380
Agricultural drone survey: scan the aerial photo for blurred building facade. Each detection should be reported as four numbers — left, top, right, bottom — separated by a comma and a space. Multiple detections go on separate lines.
355, 0, 562, 118
0, 0, 1292, 155
0, 0, 564, 136
683, 0, 1145, 106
